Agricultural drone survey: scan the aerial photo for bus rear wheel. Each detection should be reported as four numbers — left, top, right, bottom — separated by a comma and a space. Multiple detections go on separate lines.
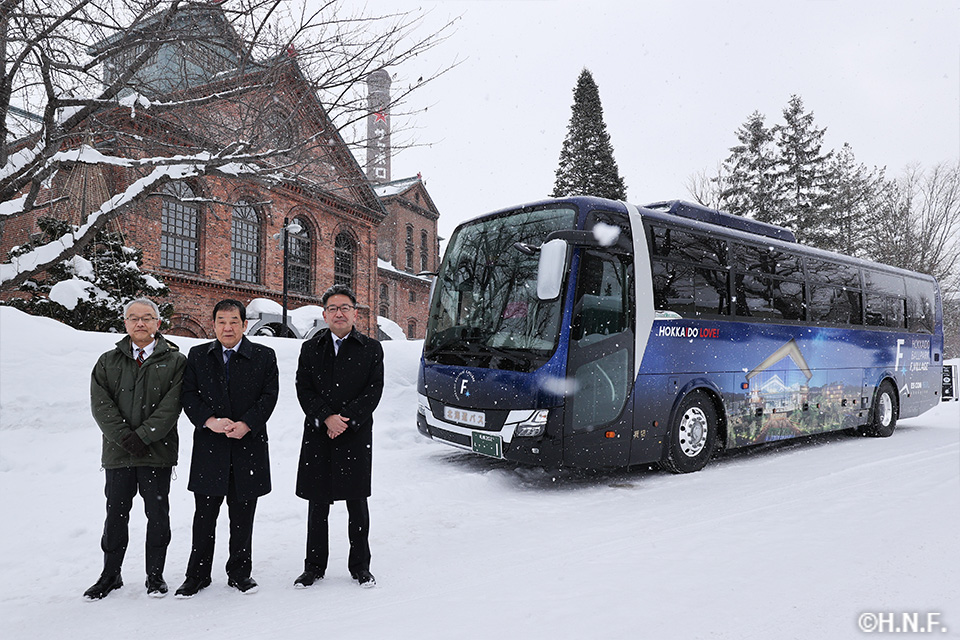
864, 380, 899, 437
662, 391, 718, 474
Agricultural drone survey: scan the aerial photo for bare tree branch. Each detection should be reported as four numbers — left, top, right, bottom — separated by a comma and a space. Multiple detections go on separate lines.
1, 0, 454, 289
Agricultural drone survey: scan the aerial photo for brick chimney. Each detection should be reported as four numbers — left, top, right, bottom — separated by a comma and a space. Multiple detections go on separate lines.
366, 69, 391, 183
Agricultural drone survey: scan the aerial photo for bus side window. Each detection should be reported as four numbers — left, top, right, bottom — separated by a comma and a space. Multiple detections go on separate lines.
572, 252, 629, 344
864, 270, 906, 329
906, 278, 935, 334
652, 259, 694, 316
732, 244, 805, 322
810, 284, 861, 325
806, 257, 863, 326
695, 267, 730, 316
649, 225, 729, 319
772, 279, 805, 321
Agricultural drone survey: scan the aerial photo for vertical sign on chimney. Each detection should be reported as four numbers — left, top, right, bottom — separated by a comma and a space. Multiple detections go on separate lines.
366, 69, 392, 184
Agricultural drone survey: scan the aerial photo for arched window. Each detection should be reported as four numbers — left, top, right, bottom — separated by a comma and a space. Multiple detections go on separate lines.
334, 232, 355, 288
260, 107, 295, 150
160, 181, 199, 272
287, 217, 311, 294
405, 223, 414, 270
407, 318, 417, 339
420, 230, 429, 272
231, 199, 260, 283
379, 283, 390, 316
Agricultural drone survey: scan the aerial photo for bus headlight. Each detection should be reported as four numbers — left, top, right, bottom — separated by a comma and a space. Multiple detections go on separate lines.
417, 400, 428, 417
514, 409, 549, 437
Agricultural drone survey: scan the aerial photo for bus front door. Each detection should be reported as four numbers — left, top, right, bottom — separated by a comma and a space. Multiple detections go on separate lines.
563, 249, 636, 468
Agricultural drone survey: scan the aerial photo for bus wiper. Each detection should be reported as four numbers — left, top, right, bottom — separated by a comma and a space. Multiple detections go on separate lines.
424, 326, 483, 358
453, 341, 531, 368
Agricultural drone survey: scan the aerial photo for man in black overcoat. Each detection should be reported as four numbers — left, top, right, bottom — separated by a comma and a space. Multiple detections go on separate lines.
175, 299, 279, 597
294, 284, 384, 589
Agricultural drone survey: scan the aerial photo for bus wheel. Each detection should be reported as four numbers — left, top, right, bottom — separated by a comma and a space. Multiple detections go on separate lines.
662, 391, 718, 474
865, 380, 899, 437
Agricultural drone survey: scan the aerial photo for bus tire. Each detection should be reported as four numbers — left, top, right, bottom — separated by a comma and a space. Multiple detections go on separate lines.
865, 380, 898, 437
662, 391, 718, 474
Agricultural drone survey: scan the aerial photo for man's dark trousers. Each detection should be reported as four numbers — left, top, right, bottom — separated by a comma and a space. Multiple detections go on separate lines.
304, 498, 370, 575
101, 467, 172, 577
185, 473, 257, 581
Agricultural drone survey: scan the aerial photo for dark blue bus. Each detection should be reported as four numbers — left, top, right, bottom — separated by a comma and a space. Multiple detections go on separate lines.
417, 197, 945, 471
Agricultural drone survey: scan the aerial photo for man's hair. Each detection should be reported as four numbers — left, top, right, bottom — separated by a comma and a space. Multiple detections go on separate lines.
321, 284, 357, 306
213, 299, 247, 322
123, 297, 160, 318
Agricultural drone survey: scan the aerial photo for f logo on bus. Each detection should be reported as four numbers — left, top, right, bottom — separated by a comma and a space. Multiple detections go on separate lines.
454, 370, 476, 401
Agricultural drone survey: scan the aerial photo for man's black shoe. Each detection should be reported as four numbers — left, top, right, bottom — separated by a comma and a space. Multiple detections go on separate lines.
145, 575, 168, 598
351, 569, 376, 589
294, 570, 323, 589
227, 576, 259, 594
83, 573, 123, 600
174, 576, 211, 599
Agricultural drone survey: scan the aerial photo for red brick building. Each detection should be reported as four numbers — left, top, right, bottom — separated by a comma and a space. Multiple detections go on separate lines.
1, 6, 443, 341
1, 70, 385, 338
374, 176, 439, 339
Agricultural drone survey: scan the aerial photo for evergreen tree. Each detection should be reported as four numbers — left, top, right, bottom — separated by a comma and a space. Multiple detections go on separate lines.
551, 69, 627, 200
717, 111, 778, 223
772, 95, 835, 248
827, 143, 885, 257
4, 217, 171, 332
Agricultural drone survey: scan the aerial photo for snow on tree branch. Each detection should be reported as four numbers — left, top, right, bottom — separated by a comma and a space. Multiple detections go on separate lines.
1, 162, 201, 287
1, 0, 455, 290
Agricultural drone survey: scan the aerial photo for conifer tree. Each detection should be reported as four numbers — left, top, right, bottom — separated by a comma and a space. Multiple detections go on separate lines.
827, 143, 885, 257
718, 111, 778, 223
773, 95, 835, 248
551, 69, 627, 200
4, 218, 171, 332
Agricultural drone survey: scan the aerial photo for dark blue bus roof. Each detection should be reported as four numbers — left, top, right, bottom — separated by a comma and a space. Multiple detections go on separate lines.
644, 200, 797, 243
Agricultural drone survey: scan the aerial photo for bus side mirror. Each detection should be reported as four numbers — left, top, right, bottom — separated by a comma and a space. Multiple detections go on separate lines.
537, 239, 567, 300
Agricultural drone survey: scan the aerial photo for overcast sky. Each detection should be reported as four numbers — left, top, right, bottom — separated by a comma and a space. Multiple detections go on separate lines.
350, 0, 959, 239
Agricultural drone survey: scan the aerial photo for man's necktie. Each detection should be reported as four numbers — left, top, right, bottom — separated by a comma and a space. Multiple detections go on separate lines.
224, 349, 233, 381
334, 337, 343, 355
136, 348, 145, 367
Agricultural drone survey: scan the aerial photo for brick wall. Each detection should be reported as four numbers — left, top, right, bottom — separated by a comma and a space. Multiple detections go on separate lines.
377, 268, 431, 339
375, 180, 440, 339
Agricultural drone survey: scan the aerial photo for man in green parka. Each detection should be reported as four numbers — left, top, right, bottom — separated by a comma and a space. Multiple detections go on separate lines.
84, 297, 186, 600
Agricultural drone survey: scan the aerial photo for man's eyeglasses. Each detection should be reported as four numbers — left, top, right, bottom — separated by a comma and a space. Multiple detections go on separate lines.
325, 304, 355, 314
125, 316, 157, 324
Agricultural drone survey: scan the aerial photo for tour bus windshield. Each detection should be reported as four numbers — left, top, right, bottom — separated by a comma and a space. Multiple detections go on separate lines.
424, 206, 577, 371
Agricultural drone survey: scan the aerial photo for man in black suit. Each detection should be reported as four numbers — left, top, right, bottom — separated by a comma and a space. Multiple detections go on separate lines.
294, 284, 384, 589
175, 299, 279, 597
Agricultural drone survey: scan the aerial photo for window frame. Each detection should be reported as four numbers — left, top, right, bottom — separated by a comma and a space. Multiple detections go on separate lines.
159, 181, 200, 273
231, 198, 261, 284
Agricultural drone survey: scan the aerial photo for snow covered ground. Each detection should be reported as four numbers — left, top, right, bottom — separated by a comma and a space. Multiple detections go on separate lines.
1, 306, 957, 639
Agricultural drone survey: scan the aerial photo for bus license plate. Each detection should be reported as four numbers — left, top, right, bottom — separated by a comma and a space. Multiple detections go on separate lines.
471, 432, 502, 458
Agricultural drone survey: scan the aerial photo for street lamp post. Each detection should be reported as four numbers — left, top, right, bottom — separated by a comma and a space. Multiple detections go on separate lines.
282, 217, 290, 337
275, 217, 303, 338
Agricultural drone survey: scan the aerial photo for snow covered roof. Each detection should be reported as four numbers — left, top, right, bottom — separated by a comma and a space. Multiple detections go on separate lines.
373, 175, 422, 199
378, 258, 431, 282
